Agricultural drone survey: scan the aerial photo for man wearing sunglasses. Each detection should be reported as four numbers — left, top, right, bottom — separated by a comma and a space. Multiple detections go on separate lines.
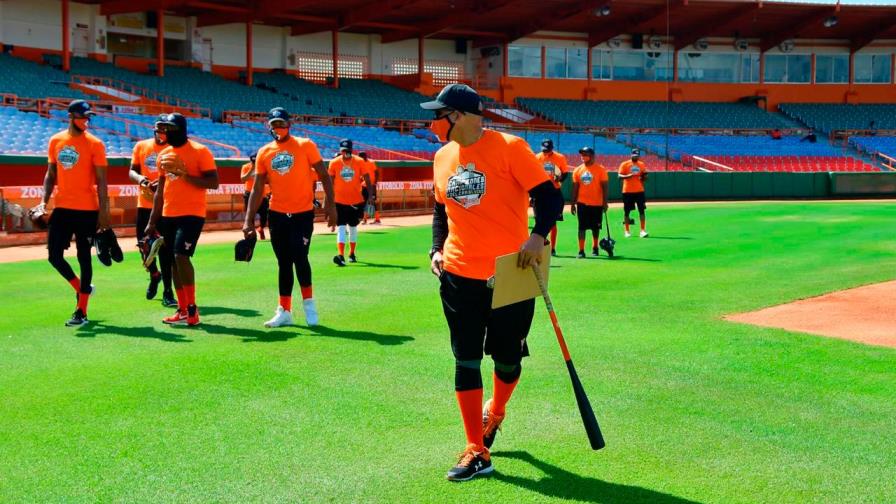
40, 99, 110, 326
422, 84, 563, 481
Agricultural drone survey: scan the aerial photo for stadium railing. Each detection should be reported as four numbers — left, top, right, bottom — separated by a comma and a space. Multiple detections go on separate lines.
69, 75, 211, 118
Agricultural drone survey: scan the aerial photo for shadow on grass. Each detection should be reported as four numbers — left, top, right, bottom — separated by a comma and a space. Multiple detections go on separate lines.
75, 321, 192, 343
647, 236, 694, 240
355, 261, 421, 270
200, 306, 262, 318
553, 255, 661, 263
493, 450, 702, 504
174, 322, 297, 343
308, 324, 414, 346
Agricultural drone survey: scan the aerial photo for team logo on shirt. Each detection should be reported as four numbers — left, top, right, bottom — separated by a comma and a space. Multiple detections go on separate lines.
340, 165, 355, 182
543, 162, 555, 175
446, 163, 486, 208
145, 152, 158, 173
631, 165, 641, 174
581, 171, 594, 185
58, 145, 80, 170
272, 151, 294, 175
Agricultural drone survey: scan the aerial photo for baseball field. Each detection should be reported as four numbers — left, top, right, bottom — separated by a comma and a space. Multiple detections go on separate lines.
1, 200, 895, 503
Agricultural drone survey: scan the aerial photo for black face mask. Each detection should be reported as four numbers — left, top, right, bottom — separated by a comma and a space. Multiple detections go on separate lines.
166, 128, 188, 147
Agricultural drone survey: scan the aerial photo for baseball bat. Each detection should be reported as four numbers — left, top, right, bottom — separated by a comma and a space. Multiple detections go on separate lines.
532, 265, 606, 450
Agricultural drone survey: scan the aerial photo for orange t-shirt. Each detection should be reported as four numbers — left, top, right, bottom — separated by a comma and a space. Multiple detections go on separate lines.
572, 163, 609, 206
535, 151, 569, 189
255, 137, 322, 214
361, 159, 378, 186
433, 130, 551, 281
240, 162, 271, 196
160, 140, 217, 218
48, 130, 107, 211
131, 138, 166, 209
328, 155, 366, 205
618, 160, 647, 194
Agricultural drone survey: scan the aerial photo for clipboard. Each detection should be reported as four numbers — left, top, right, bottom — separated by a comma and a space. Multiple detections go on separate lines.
488, 248, 551, 309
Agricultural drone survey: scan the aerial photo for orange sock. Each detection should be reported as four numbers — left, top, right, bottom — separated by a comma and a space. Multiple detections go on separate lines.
184, 285, 196, 306
349, 242, 356, 255
456, 389, 485, 451
640, 217, 646, 231
549, 226, 558, 248
592, 237, 599, 249
279, 295, 292, 311
176, 287, 187, 311
374, 211, 380, 221
77, 293, 89, 315
624, 220, 630, 233
337, 242, 345, 256
68, 277, 81, 292
490, 373, 519, 417
300, 285, 313, 300
578, 238, 585, 252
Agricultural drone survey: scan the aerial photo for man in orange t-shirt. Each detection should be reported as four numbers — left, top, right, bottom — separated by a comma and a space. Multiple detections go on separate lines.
570, 147, 609, 258
129, 113, 174, 306
243, 107, 336, 328
535, 139, 569, 256
41, 100, 110, 326
327, 139, 374, 266
240, 151, 271, 240
144, 113, 219, 326
358, 151, 381, 225
421, 84, 562, 481
618, 148, 648, 238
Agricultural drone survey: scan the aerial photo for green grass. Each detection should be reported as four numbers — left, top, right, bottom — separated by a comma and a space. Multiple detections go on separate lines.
2, 201, 896, 503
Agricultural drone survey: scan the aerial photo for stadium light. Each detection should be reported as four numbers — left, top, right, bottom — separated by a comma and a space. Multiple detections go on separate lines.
594, 5, 611, 16
823, 15, 838, 28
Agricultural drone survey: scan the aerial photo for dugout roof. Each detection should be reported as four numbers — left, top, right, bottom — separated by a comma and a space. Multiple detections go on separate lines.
89, 0, 896, 51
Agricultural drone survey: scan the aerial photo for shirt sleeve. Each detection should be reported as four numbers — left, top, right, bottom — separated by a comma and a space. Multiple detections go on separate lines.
130, 142, 142, 168
572, 167, 581, 184
199, 146, 217, 173
600, 167, 609, 182
255, 148, 268, 175
92, 139, 108, 167
47, 137, 58, 164
508, 137, 551, 191
618, 162, 629, 175
240, 162, 251, 178
304, 141, 323, 166
327, 158, 337, 177
559, 154, 569, 173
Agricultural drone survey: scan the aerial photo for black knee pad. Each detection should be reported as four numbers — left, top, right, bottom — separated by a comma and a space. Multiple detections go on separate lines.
455, 360, 483, 392
493, 360, 521, 384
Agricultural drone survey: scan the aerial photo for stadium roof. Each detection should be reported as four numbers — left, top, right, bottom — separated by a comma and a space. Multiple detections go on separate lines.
90, 0, 896, 51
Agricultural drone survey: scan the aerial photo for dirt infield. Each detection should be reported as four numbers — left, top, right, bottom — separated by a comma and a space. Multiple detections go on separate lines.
726, 281, 896, 348
0, 215, 431, 264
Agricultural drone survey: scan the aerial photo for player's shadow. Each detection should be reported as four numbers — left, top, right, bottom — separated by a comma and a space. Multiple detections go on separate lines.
604, 255, 661, 262
493, 450, 702, 504
647, 236, 694, 240
75, 321, 192, 343
355, 261, 420, 270
200, 306, 262, 318
308, 324, 414, 346
174, 322, 297, 343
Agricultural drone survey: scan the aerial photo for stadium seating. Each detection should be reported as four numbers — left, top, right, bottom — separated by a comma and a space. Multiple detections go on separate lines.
698, 155, 879, 172
851, 136, 896, 158
0, 53, 88, 100
0, 106, 133, 156
778, 103, 896, 132
517, 99, 789, 129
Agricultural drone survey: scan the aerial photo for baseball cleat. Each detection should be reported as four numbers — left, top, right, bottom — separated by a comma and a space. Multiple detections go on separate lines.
146, 274, 161, 300
264, 306, 293, 328
576, 251, 586, 259
161, 291, 177, 308
303, 298, 319, 326
186, 305, 200, 326
482, 399, 505, 450
640, 230, 649, 238
333, 255, 346, 267
163, 309, 188, 325
624, 231, 632, 238
65, 308, 88, 327
592, 247, 600, 257
348, 254, 357, 263
446, 444, 493, 482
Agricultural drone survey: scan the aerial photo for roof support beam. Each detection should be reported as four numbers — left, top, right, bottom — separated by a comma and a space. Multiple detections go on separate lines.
759, 8, 830, 52
673, 3, 757, 51
849, 13, 896, 52
338, 0, 423, 30
587, 0, 687, 48
379, 0, 516, 43
100, 0, 168, 16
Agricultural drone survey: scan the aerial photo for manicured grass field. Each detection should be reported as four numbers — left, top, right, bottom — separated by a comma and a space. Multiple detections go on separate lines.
1, 201, 895, 503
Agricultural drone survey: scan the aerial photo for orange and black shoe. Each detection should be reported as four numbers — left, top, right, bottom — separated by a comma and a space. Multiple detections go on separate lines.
163, 309, 188, 325
186, 304, 200, 326
446, 444, 493, 482
482, 398, 506, 449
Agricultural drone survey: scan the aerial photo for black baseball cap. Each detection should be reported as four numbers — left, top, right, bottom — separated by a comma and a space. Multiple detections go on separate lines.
158, 113, 187, 131
68, 100, 96, 117
339, 139, 353, 152
268, 107, 290, 124
631, 148, 641, 156
420, 83, 483, 115
579, 146, 595, 155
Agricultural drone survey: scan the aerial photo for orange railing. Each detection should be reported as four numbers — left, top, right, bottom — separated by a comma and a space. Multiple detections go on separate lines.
223, 110, 430, 135
1, 93, 19, 108
70, 75, 211, 117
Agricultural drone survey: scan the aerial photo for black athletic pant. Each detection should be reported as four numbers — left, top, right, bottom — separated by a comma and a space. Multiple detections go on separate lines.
244, 192, 270, 229
136, 207, 173, 293
269, 210, 315, 297
47, 208, 96, 294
